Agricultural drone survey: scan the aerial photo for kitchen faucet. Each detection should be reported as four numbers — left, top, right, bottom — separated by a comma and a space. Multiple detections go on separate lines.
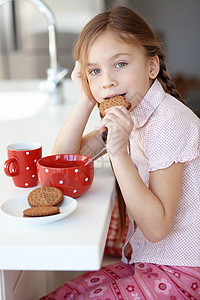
0, 0, 68, 104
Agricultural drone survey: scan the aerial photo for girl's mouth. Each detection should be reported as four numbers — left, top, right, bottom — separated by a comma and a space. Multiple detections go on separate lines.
104, 93, 126, 100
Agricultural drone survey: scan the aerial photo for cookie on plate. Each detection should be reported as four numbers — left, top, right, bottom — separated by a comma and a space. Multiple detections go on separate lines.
99, 95, 131, 118
23, 206, 60, 217
28, 186, 63, 207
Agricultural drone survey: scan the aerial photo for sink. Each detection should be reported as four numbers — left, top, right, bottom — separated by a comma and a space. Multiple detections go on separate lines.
0, 79, 81, 122
0, 91, 49, 121
0, 80, 50, 121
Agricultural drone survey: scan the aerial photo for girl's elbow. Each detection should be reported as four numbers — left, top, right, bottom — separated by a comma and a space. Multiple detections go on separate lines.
145, 228, 169, 243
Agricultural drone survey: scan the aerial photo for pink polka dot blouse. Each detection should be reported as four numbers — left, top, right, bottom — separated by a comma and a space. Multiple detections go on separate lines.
122, 79, 200, 267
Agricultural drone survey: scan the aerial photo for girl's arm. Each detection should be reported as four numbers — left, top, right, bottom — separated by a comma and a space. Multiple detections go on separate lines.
101, 105, 184, 243
52, 96, 95, 154
52, 62, 104, 155
111, 153, 184, 243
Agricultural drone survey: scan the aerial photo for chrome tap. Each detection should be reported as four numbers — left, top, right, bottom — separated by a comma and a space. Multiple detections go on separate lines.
0, 0, 68, 104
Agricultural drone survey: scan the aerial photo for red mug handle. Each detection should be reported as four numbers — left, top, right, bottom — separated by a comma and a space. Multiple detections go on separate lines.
4, 158, 19, 177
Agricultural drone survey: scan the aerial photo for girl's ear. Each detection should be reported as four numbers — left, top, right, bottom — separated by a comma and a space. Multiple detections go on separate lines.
149, 55, 160, 79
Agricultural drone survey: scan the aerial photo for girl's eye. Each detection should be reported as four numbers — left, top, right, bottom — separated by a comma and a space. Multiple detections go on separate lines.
116, 62, 127, 68
89, 68, 101, 75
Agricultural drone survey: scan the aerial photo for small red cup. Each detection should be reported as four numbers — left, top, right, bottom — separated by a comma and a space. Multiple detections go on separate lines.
4, 142, 42, 188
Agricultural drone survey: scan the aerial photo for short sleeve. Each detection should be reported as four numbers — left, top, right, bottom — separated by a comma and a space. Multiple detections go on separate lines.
146, 110, 200, 172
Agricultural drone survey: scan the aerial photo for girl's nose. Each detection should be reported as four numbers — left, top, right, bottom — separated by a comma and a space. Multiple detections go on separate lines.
102, 75, 118, 89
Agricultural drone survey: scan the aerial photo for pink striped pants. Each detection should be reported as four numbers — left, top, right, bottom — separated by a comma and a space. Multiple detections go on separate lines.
40, 262, 200, 299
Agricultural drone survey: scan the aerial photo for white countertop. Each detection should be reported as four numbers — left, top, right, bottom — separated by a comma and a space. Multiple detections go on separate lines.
0, 79, 115, 271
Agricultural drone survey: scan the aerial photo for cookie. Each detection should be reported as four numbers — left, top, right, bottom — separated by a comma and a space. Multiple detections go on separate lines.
28, 186, 63, 207
99, 95, 131, 118
23, 206, 60, 217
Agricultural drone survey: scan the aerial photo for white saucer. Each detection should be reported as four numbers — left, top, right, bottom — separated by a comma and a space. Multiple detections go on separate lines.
0, 195, 77, 225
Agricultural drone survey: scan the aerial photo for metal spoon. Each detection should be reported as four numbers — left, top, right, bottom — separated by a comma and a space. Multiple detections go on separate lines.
85, 129, 108, 166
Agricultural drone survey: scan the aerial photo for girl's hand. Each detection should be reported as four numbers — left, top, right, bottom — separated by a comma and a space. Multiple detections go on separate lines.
71, 61, 96, 105
100, 106, 134, 158
71, 61, 85, 94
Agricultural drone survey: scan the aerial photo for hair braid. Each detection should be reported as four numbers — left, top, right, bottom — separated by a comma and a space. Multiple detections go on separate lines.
158, 53, 184, 103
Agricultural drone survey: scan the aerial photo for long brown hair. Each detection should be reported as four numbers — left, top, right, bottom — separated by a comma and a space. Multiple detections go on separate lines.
74, 6, 183, 243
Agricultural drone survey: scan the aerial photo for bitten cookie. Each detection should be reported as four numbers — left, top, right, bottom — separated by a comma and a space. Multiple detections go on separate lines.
99, 95, 131, 118
23, 206, 60, 217
28, 186, 63, 207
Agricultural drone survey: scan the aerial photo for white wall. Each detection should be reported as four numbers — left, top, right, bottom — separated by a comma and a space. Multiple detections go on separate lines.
19, 0, 104, 34
47, 0, 104, 32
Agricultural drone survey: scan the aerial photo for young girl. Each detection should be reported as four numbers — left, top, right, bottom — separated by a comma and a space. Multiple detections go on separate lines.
41, 6, 200, 300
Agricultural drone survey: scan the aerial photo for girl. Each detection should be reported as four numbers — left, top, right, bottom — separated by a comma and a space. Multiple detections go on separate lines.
41, 6, 200, 300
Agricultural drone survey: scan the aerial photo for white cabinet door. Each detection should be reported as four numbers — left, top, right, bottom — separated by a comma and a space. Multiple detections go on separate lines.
1, 270, 47, 300
0, 270, 88, 299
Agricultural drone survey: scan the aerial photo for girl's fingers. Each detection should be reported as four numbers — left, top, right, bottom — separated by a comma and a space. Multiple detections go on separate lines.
104, 105, 129, 116
99, 107, 133, 157
100, 106, 133, 131
71, 64, 81, 83
71, 61, 84, 92
71, 61, 97, 105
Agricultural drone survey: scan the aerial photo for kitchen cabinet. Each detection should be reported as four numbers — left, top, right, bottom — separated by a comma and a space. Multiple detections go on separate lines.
1, 271, 47, 300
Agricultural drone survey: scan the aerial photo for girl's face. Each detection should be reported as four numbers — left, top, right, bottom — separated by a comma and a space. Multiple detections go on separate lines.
86, 30, 158, 106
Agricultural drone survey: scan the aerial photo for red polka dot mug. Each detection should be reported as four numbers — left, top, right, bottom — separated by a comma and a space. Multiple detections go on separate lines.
4, 142, 42, 188
37, 154, 94, 198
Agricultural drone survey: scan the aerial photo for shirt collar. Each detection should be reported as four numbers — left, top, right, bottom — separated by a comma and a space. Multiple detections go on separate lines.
130, 79, 166, 129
